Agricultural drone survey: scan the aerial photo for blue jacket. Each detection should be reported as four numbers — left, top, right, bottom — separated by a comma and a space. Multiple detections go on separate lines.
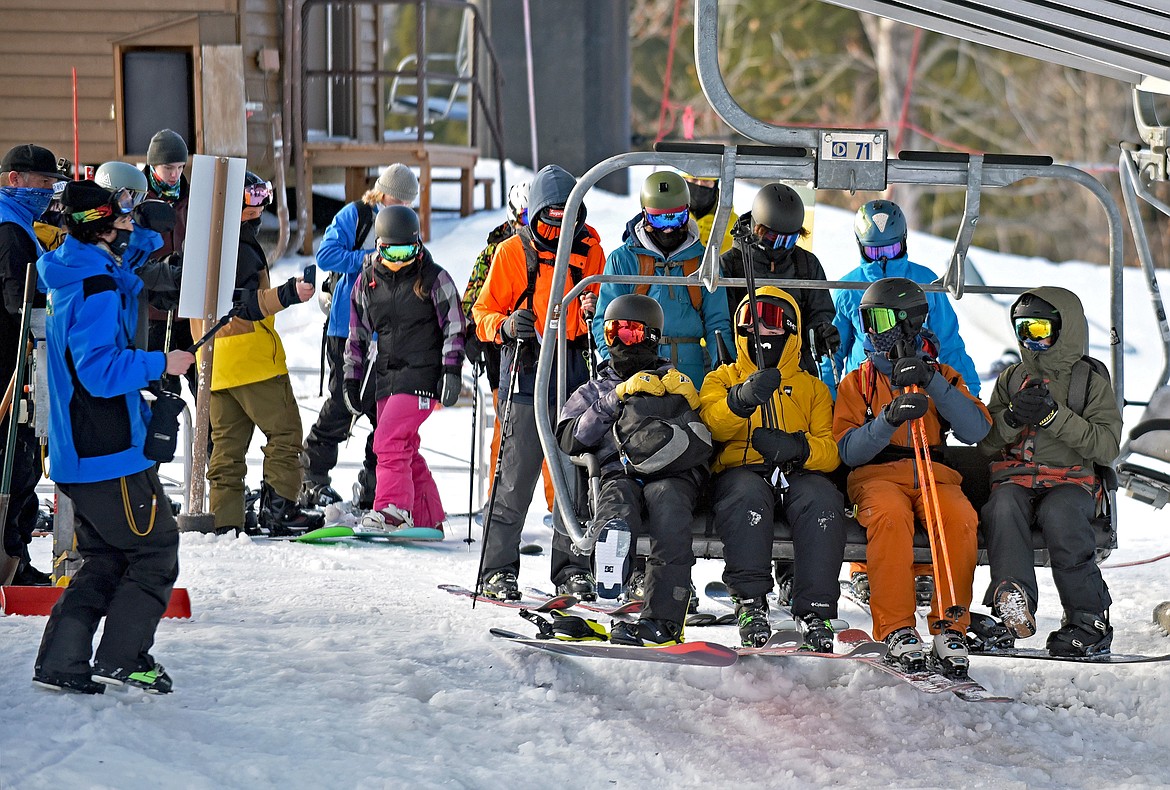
592, 215, 732, 386
318, 201, 380, 337
37, 232, 168, 483
830, 254, 980, 396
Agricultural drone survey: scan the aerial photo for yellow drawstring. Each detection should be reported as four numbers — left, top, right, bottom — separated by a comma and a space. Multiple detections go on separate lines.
120, 476, 157, 537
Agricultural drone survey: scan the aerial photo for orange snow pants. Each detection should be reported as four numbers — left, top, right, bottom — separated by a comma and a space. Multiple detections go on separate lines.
847, 464, 978, 641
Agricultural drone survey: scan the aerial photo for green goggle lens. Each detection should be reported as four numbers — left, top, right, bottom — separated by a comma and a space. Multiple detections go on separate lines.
860, 306, 901, 335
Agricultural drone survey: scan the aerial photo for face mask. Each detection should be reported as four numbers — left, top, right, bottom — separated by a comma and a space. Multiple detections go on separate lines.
688, 183, 718, 217
647, 226, 685, 255
107, 228, 132, 257
868, 324, 909, 355
1, 186, 55, 220
610, 343, 659, 379
242, 217, 263, 236
750, 334, 787, 369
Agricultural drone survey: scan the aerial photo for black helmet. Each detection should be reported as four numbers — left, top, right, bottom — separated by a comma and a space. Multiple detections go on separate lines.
602, 293, 664, 339
751, 183, 804, 234
859, 277, 928, 335
375, 204, 421, 245
1012, 292, 1061, 345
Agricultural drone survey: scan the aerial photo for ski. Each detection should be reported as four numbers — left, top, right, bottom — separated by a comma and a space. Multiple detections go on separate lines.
489, 628, 739, 667
704, 581, 849, 631
526, 588, 644, 618
440, 584, 578, 612
971, 647, 1170, 665
837, 631, 1013, 702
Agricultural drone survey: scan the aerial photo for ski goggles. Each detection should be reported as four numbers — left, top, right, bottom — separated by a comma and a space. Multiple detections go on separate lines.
861, 241, 905, 262
643, 206, 689, 231
112, 187, 147, 212
603, 318, 661, 347
757, 227, 799, 251
519, 207, 528, 226
1014, 316, 1058, 343
377, 241, 420, 263
244, 180, 274, 207
735, 299, 796, 336
859, 305, 906, 336
69, 201, 129, 224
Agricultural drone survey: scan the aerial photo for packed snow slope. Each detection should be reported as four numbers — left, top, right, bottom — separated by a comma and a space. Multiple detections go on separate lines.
3, 163, 1169, 790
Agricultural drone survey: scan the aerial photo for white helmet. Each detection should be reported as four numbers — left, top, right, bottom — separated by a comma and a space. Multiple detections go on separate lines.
507, 182, 530, 225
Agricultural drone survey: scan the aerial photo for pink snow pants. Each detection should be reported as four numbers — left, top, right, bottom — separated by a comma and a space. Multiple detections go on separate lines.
373, 393, 444, 528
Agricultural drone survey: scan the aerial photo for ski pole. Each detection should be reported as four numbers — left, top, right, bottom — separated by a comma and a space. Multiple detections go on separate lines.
0, 264, 39, 577
465, 359, 482, 547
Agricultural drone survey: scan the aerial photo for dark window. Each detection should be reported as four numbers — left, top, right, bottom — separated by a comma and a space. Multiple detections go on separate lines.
122, 50, 195, 156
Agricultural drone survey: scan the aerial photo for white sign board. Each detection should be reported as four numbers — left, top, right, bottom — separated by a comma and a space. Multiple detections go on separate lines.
178, 154, 246, 320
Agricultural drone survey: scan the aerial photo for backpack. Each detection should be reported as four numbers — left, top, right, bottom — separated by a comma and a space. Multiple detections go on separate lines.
632, 253, 703, 312
611, 392, 713, 480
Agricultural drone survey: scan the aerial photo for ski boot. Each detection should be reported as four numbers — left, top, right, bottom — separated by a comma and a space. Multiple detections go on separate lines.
481, 571, 522, 601
1047, 610, 1112, 657
967, 612, 1016, 652
734, 595, 771, 648
258, 482, 325, 536
92, 657, 173, 694
361, 504, 414, 531
884, 627, 927, 672
557, 572, 598, 602
993, 579, 1037, 639
850, 571, 871, 604
929, 630, 970, 678
32, 670, 105, 695
914, 575, 935, 608
610, 617, 684, 647
13, 556, 52, 586
774, 561, 795, 608
795, 611, 836, 653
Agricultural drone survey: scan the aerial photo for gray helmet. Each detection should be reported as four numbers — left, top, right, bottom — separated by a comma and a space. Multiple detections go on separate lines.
95, 161, 148, 208
375, 204, 421, 245
854, 199, 907, 247
751, 183, 804, 234
602, 293, 664, 336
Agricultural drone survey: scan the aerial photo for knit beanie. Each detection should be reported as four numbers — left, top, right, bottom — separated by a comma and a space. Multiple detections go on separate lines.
147, 129, 189, 166
375, 163, 419, 204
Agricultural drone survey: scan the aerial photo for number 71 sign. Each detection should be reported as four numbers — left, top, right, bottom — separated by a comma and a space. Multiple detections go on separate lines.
816, 130, 888, 190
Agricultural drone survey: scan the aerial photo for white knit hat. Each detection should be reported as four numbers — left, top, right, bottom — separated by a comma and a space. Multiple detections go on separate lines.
375, 163, 419, 203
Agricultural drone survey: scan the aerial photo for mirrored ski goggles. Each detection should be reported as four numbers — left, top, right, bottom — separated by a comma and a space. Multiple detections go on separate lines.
736, 299, 796, 336
757, 227, 799, 250
603, 318, 661, 347
643, 206, 689, 230
244, 180, 274, 207
113, 187, 147, 212
860, 305, 905, 336
377, 241, 420, 263
861, 241, 905, 262
1014, 316, 1057, 342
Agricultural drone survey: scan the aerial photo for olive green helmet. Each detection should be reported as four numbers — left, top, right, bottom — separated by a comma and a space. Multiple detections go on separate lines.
639, 171, 690, 211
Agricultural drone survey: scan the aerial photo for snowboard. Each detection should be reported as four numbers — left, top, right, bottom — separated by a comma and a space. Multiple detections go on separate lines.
971, 647, 1170, 665
704, 581, 850, 632
440, 584, 578, 612
737, 628, 889, 661
279, 524, 444, 543
525, 588, 644, 618
489, 628, 739, 667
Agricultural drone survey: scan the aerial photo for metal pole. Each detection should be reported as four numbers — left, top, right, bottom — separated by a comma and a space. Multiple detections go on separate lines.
521, 0, 539, 171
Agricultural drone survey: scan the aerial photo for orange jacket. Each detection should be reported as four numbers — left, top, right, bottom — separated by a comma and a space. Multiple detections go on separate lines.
472, 227, 604, 344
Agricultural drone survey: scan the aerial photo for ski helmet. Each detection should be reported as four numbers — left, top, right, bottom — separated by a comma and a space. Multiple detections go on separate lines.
602, 293, 664, 350
375, 204, 421, 244
854, 200, 908, 260
858, 277, 928, 336
507, 182, 530, 225
603, 293, 664, 335
1011, 292, 1061, 348
640, 171, 690, 212
94, 161, 148, 209
750, 183, 804, 234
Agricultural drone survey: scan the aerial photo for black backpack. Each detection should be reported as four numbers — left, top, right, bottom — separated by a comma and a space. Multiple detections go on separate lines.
612, 392, 713, 480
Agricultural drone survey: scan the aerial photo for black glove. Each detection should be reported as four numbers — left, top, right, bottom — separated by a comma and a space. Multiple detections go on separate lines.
465, 326, 484, 368
276, 277, 304, 308
1007, 380, 1058, 427
727, 367, 782, 417
440, 369, 461, 408
890, 356, 935, 389
501, 308, 537, 342
750, 427, 810, 468
809, 322, 841, 359
132, 200, 177, 234
344, 379, 364, 418
884, 392, 929, 426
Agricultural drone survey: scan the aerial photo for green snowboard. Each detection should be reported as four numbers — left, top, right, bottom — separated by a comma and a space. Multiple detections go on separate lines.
294, 524, 444, 543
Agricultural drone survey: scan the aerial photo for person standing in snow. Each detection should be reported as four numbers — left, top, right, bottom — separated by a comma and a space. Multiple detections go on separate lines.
345, 206, 465, 532
977, 287, 1120, 657
32, 179, 195, 694
471, 164, 604, 601
592, 170, 732, 388
302, 163, 419, 512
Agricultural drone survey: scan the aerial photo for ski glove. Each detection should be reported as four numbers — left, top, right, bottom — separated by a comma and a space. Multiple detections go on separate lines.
616, 371, 665, 400
132, 200, 177, 234
276, 277, 306, 308
1007, 380, 1058, 427
889, 356, 935, 388
344, 379, 364, 418
501, 308, 537, 342
660, 369, 700, 409
727, 367, 782, 418
809, 322, 841, 358
750, 427, 810, 468
884, 392, 929, 426
464, 325, 484, 367
439, 370, 461, 408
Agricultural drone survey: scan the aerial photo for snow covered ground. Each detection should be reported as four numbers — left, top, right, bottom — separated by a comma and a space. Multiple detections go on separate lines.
3, 162, 1170, 789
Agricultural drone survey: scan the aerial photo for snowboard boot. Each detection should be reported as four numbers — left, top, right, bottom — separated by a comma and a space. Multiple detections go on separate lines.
242, 487, 262, 535
734, 595, 771, 648
32, 670, 105, 695
361, 504, 414, 531
1046, 610, 1113, 657
593, 518, 631, 600
92, 658, 173, 694
13, 559, 52, 586
993, 579, 1037, 639
794, 611, 836, 654
914, 575, 935, 609
850, 571, 871, 604
967, 612, 1016, 652
884, 626, 927, 672
557, 572, 598, 602
259, 482, 325, 536
774, 562, 795, 608
300, 479, 342, 508
481, 571, 522, 601
929, 630, 970, 678
610, 617, 684, 647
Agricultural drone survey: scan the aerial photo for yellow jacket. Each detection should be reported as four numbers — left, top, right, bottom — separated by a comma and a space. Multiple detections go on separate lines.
698, 286, 839, 474
192, 268, 290, 391
694, 210, 737, 255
